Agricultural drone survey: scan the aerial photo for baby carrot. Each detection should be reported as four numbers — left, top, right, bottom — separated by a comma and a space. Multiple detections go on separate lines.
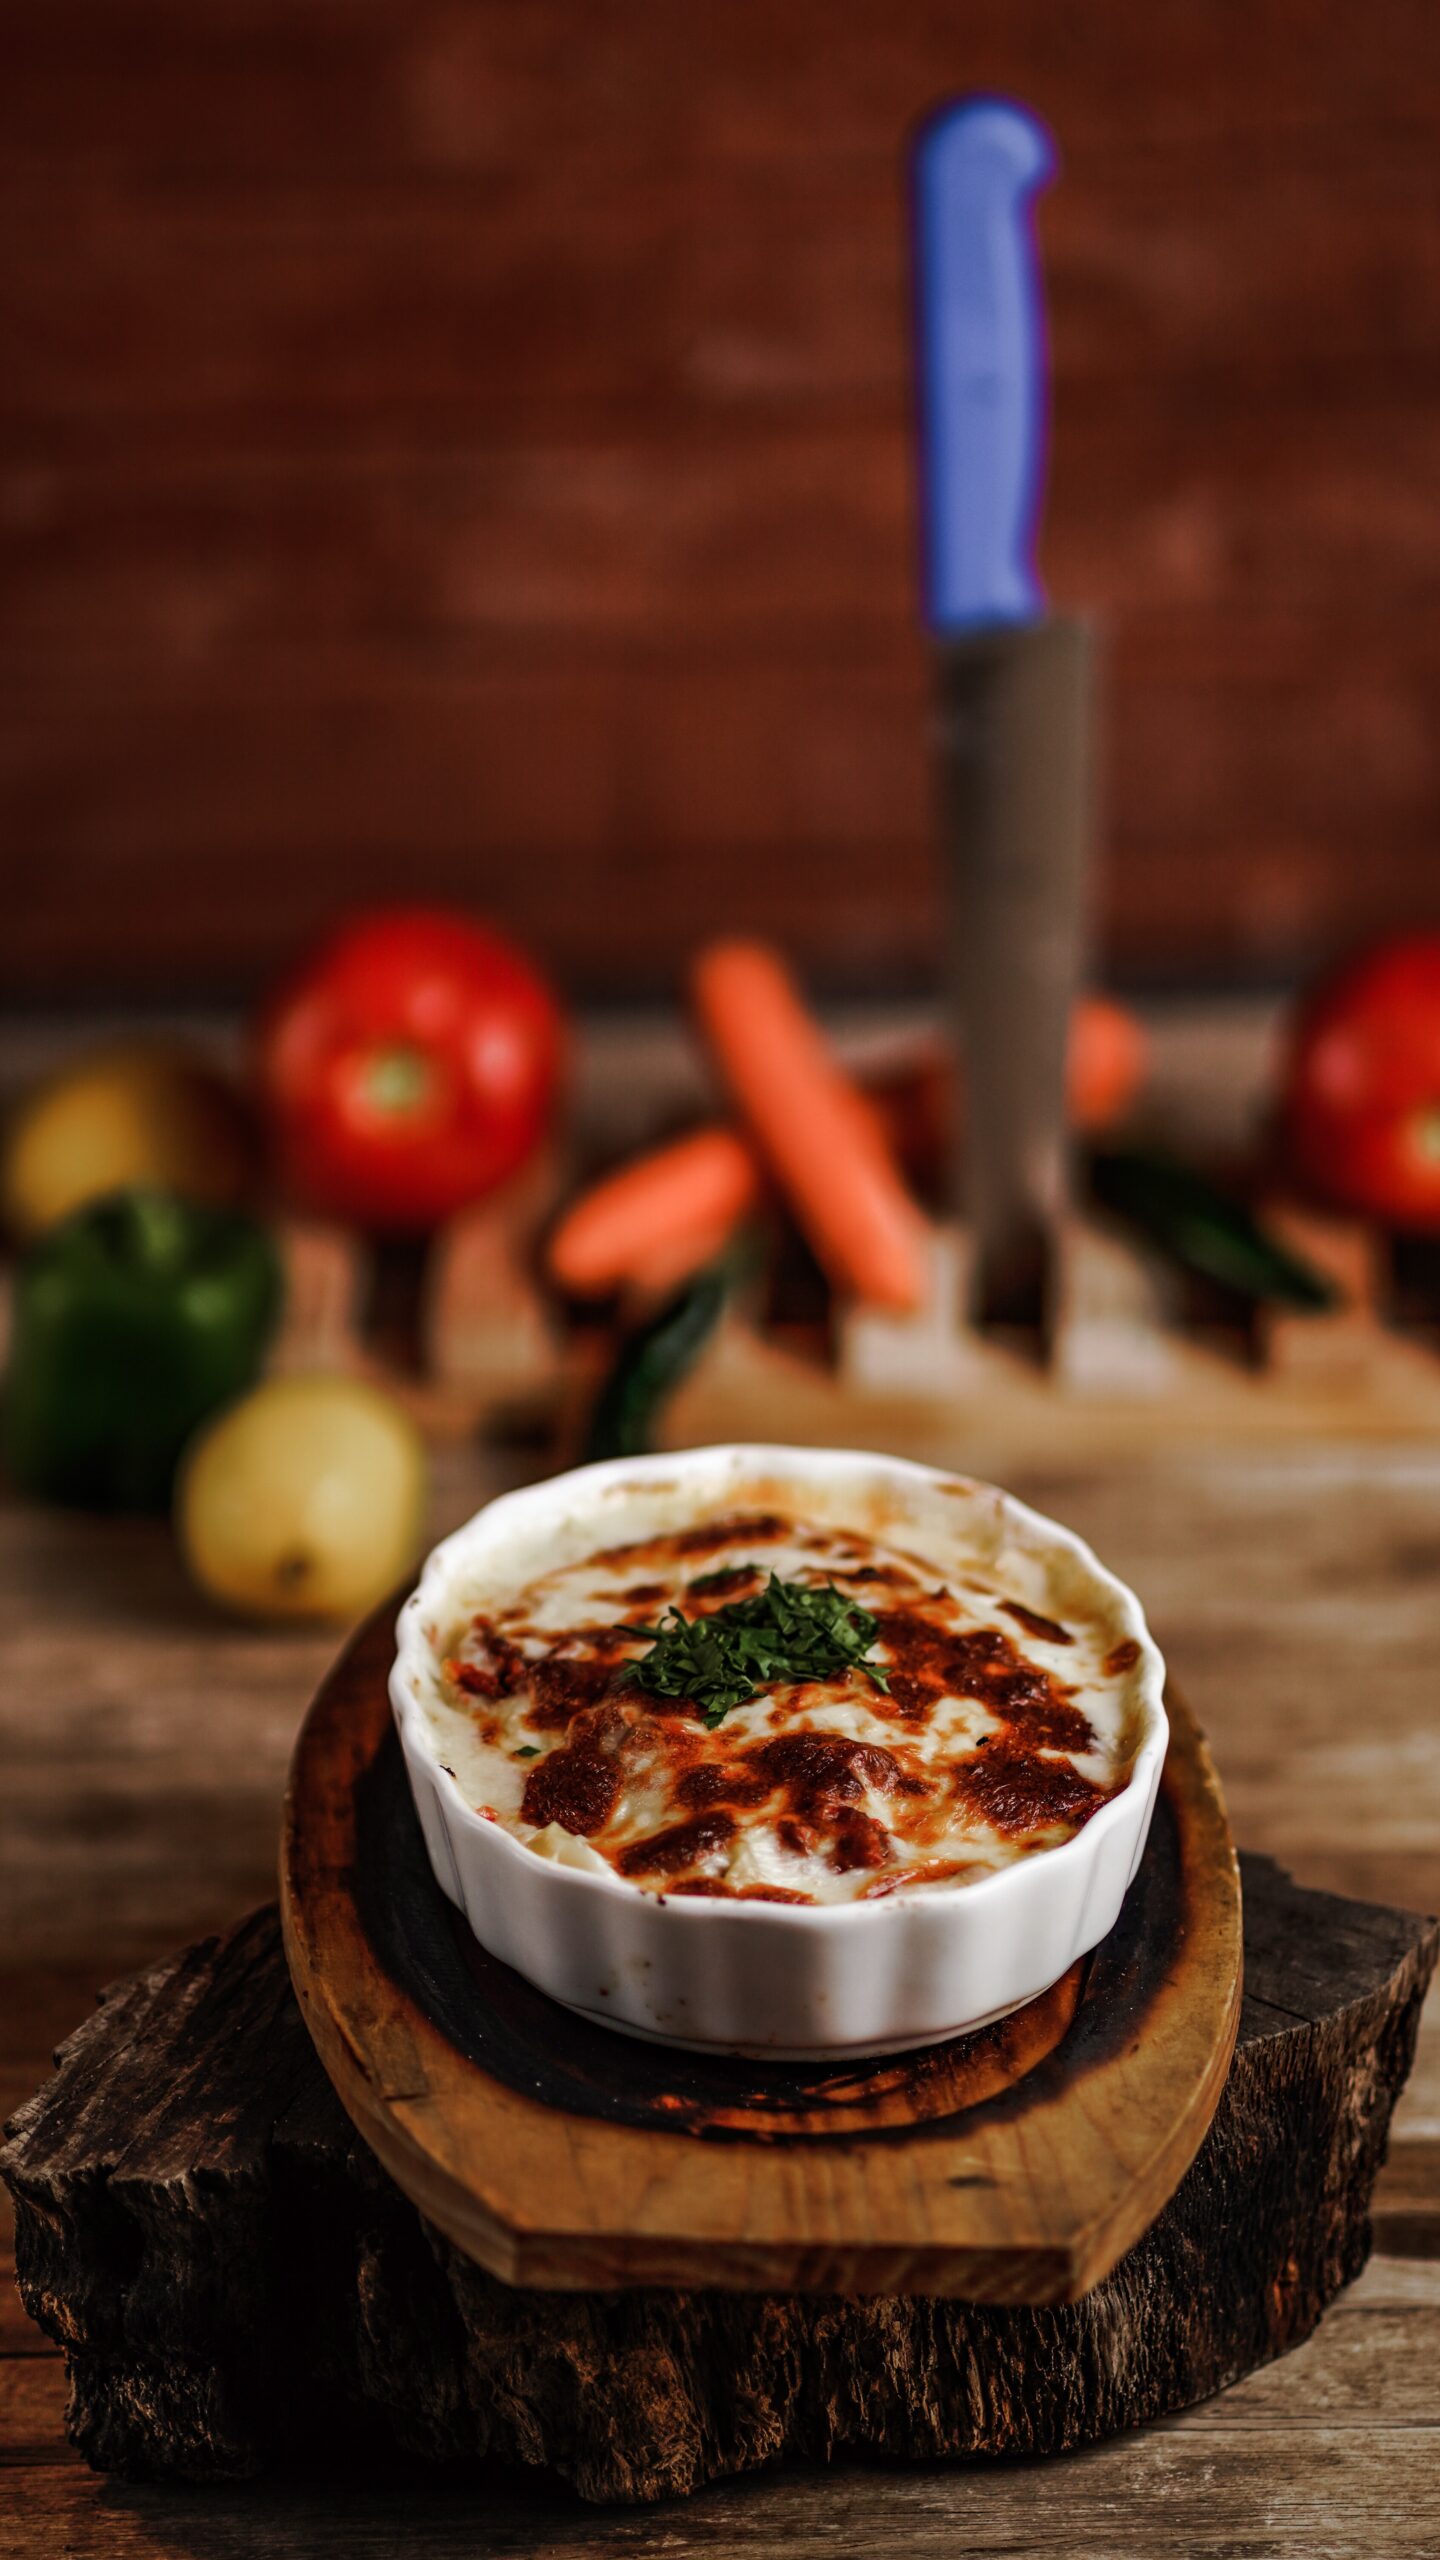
691, 939, 929, 1311
547, 1126, 760, 1300
1068, 995, 1147, 1135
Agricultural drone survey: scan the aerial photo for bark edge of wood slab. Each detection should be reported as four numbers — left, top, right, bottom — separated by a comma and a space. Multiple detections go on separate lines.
2, 1866, 1433, 2505
277, 1604, 1242, 2301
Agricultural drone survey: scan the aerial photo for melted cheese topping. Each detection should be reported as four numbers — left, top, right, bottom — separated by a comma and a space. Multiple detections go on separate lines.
420, 1509, 1142, 1904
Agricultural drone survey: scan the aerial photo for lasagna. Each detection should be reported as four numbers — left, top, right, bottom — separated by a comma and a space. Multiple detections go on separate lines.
420, 1505, 1144, 1906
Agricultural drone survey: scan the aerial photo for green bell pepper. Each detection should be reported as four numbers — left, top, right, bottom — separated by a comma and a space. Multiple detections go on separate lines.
3, 1187, 283, 1511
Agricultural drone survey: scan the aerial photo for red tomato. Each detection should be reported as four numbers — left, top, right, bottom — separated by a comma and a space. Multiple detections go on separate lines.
255, 909, 564, 1230
1282, 936, 1440, 1231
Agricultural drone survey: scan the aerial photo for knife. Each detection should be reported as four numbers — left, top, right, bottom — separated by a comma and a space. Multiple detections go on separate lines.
912, 96, 1094, 1344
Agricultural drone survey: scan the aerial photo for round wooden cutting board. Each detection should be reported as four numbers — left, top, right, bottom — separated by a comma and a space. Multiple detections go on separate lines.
281, 1603, 1242, 2303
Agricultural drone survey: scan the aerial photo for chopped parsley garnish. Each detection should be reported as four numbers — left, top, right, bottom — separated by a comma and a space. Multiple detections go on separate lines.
622, 1573, 891, 1730
514, 1744, 541, 1758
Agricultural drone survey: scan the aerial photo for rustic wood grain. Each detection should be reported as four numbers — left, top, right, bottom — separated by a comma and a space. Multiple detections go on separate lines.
1, 2422, 1439, 2560
3, 3, 1440, 994
2, 1858, 1431, 2502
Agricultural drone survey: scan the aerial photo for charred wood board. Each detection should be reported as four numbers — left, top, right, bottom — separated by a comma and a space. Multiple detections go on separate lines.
2, 1864, 1433, 2507
278, 1608, 1242, 2301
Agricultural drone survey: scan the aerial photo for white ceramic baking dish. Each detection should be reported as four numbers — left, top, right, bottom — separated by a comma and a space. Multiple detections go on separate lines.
390, 1445, 1167, 2058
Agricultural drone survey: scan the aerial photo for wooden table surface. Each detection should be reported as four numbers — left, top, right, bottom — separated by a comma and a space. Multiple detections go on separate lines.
3, 1006, 1439, 2555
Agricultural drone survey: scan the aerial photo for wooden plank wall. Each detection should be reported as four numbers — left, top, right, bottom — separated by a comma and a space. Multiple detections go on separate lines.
2, 1, 1438, 1001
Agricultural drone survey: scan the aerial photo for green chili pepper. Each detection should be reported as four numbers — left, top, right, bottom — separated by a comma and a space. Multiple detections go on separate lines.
1089, 1147, 1337, 1311
582, 1248, 742, 1464
3, 1187, 283, 1511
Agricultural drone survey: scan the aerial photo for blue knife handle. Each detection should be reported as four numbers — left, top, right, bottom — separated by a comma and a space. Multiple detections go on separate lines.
912, 96, 1056, 633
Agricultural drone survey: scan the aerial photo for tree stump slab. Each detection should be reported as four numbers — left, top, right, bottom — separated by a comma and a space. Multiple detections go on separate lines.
3, 1862, 1433, 2506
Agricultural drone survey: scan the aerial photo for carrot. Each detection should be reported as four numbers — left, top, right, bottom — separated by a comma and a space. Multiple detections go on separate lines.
619, 1206, 752, 1305
547, 1126, 760, 1300
690, 939, 929, 1311
1068, 995, 1147, 1134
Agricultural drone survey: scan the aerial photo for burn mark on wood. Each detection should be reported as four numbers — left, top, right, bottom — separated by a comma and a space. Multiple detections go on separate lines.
342, 1730, 1170, 2142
